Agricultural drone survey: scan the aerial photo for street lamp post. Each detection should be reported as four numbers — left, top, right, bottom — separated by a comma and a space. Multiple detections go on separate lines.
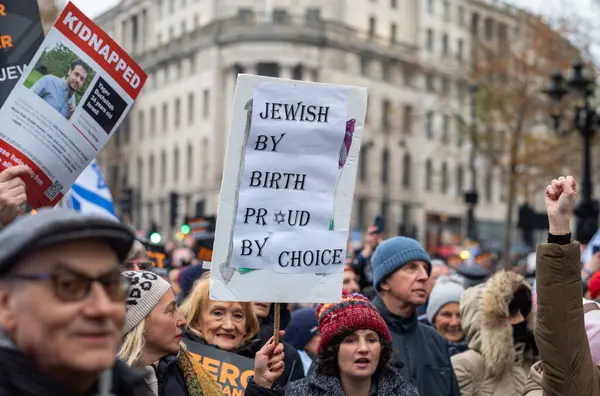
465, 84, 479, 242
543, 60, 599, 244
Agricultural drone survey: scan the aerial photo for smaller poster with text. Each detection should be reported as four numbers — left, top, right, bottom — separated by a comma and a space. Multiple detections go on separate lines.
0, 1, 146, 209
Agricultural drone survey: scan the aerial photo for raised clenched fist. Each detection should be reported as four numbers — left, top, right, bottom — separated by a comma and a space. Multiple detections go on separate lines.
544, 176, 577, 235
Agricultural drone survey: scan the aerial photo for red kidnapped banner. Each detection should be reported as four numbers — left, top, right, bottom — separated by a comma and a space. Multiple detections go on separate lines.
55, 2, 147, 99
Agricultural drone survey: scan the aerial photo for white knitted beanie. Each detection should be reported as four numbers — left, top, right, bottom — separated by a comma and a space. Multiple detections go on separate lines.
122, 271, 171, 335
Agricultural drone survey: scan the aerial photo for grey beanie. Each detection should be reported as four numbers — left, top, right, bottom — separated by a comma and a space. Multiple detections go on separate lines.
122, 271, 171, 335
426, 274, 465, 325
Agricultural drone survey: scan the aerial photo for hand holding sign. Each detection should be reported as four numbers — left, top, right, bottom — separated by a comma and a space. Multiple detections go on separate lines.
0, 165, 29, 226
253, 331, 286, 389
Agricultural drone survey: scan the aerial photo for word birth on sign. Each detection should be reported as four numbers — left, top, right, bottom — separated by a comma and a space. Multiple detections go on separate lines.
231, 82, 350, 274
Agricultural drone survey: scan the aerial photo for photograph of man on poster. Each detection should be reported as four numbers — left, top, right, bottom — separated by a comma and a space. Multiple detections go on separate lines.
25, 43, 96, 121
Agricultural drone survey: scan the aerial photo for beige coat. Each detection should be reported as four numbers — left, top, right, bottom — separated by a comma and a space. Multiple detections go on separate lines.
522, 361, 542, 396
533, 242, 600, 396
451, 270, 531, 396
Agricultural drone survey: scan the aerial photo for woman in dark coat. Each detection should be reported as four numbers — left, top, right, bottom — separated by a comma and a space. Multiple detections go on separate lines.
246, 293, 418, 396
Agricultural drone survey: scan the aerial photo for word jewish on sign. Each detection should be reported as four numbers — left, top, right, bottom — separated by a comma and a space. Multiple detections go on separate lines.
0, 0, 45, 106
231, 82, 349, 273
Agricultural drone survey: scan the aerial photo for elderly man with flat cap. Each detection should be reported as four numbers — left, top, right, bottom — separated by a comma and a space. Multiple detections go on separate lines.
0, 208, 151, 396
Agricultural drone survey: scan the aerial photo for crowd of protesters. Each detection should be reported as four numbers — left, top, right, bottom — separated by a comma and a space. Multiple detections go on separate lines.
0, 171, 598, 396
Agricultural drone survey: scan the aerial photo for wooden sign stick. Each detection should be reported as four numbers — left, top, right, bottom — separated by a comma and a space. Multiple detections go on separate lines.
273, 303, 281, 345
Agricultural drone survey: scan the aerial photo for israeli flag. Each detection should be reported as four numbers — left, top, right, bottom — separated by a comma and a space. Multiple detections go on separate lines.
64, 160, 118, 220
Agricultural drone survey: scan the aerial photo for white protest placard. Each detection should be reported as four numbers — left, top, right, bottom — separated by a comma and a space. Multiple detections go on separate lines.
210, 74, 367, 303
0, 2, 146, 208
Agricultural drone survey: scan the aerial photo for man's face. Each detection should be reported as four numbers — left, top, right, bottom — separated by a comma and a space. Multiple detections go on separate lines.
67, 65, 88, 91
0, 240, 125, 376
366, 227, 383, 247
380, 260, 429, 307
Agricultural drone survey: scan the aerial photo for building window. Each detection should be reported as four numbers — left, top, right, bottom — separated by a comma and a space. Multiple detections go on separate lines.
391, 0, 398, 8
131, 14, 139, 49
169, 0, 175, 12
292, 64, 303, 80
146, 154, 154, 187
382, 63, 390, 82
425, 159, 433, 191
441, 162, 448, 194
443, 0, 450, 20
442, 115, 450, 142
306, 8, 321, 25
188, 93, 194, 125
138, 110, 145, 140
203, 89, 209, 118
426, 29, 433, 52
441, 77, 450, 96
381, 149, 389, 185
173, 147, 179, 182
472, 13, 480, 36
426, 74, 435, 92
390, 23, 397, 43
357, 198, 366, 230
485, 169, 493, 202
137, 157, 143, 189
403, 105, 413, 135
360, 57, 369, 76
187, 143, 193, 179
442, 33, 449, 55
380, 200, 388, 233
458, 6, 465, 27
456, 164, 464, 197
162, 103, 168, 131
160, 151, 166, 183
382, 99, 391, 130
150, 107, 156, 136
175, 98, 181, 128
257, 62, 280, 77
369, 17, 376, 38
457, 116, 465, 147
273, 8, 289, 24
426, 111, 434, 139
181, 21, 186, 35
237, 8, 254, 23
428, 0, 434, 14
169, 26, 174, 40
359, 146, 368, 182
457, 39, 464, 61
485, 17, 494, 41
402, 153, 411, 187
500, 170, 506, 202
194, 14, 200, 28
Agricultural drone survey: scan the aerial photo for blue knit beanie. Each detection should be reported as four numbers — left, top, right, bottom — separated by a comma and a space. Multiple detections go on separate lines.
282, 308, 319, 351
371, 236, 432, 290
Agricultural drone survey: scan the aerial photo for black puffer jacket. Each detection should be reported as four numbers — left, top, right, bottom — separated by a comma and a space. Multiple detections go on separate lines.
243, 367, 418, 396
0, 345, 150, 396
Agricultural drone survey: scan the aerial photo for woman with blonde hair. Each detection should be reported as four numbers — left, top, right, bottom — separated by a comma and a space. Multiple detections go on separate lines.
119, 271, 223, 396
181, 278, 304, 386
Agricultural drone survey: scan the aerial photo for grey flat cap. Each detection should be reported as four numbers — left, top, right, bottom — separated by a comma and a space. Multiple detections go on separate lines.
0, 208, 135, 277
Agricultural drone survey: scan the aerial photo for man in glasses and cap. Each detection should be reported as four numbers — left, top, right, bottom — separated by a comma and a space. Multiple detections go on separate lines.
0, 208, 151, 396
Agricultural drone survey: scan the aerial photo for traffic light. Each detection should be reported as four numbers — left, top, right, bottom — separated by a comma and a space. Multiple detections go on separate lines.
148, 221, 161, 244
120, 187, 134, 218
180, 224, 191, 235
169, 191, 179, 227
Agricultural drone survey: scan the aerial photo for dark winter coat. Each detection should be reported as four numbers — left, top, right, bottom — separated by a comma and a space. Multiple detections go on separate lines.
0, 331, 150, 396
183, 331, 304, 387
243, 367, 418, 396
372, 295, 460, 396
154, 354, 188, 396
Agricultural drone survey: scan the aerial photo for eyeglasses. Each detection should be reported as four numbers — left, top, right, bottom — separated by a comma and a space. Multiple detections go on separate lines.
121, 261, 153, 271
7, 268, 130, 302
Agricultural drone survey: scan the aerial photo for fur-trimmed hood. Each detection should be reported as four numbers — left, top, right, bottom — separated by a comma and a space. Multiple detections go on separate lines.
460, 270, 531, 375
